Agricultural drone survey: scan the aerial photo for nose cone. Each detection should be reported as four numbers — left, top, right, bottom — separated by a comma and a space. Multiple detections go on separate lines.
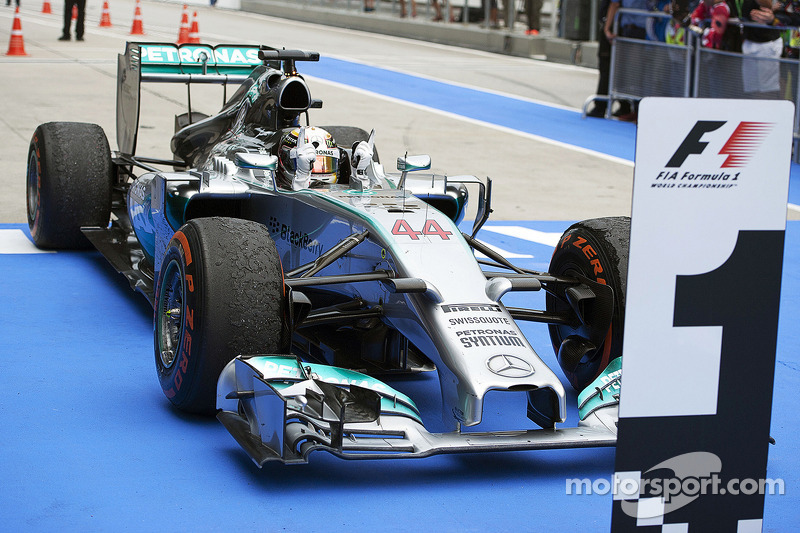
428, 302, 566, 428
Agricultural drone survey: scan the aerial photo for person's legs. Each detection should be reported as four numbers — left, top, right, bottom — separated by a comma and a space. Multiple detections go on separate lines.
524, 0, 539, 33
60, 0, 74, 39
432, 0, 442, 20
588, 33, 611, 116
529, 0, 542, 31
75, 0, 86, 39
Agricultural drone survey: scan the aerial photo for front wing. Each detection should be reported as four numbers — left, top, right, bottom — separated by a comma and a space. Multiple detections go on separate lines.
217, 356, 617, 466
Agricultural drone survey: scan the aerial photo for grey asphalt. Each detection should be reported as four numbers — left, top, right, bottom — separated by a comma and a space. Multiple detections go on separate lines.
0, 0, 633, 224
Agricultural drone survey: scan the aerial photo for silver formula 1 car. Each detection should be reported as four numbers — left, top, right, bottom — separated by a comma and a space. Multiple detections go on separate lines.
26, 43, 629, 466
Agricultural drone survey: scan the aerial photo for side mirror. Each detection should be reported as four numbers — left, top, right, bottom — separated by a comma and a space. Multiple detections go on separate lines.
234, 153, 279, 189
235, 153, 278, 171
397, 155, 431, 189
397, 154, 431, 172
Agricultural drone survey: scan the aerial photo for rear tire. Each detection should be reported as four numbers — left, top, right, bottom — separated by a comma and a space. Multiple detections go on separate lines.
174, 112, 210, 133
322, 125, 380, 163
154, 217, 287, 415
546, 217, 630, 390
26, 122, 114, 249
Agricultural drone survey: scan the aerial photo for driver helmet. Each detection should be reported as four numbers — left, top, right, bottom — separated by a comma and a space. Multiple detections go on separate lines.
278, 126, 339, 187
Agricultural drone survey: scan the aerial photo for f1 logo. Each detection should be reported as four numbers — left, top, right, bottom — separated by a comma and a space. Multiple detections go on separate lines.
666, 121, 773, 168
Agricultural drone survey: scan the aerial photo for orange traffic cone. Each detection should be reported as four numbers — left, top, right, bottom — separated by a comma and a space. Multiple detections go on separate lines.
130, 0, 145, 35
41, 0, 52, 14
176, 5, 189, 44
72, 4, 77, 20
187, 11, 200, 44
99, 1, 112, 27
6, 7, 27, 56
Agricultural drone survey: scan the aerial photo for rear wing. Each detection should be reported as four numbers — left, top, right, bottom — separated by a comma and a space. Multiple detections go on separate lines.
116, 42, 264, 156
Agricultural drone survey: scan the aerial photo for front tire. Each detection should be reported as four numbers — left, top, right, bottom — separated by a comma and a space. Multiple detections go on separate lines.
154, 217, 287, 415
546, 217, 630, 390
26, 122, 114, 249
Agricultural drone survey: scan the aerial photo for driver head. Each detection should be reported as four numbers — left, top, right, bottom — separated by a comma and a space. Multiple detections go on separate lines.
278, 126, 339, 187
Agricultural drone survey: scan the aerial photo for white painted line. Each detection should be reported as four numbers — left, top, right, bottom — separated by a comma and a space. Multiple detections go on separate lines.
0, 230, 54, 254
310, 76, 635, 167
474, 242, 534, 259
319, 53, 588, 114
788, 203, 800, 213
482, 225, 562, 247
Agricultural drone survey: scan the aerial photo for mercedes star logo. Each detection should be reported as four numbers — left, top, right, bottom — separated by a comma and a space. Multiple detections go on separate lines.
486, 354, 534, 378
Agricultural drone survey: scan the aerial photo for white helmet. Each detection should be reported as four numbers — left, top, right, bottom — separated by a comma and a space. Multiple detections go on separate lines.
278, 126, 339, 187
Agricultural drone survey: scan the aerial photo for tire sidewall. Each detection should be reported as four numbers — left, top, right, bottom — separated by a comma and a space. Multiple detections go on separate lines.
321, 126, 378, 162
25, 122, 113, 249
154, 217, 287, 414
27, 126, 47, 243
155, 227, 204, 409
547, 218, 629, 389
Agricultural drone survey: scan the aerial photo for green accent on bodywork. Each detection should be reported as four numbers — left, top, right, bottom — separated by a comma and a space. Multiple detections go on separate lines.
244, 81, 261, 105
249, 355, 422, 422
397, 155, 432, 172
211, 45, 262, 74
138, 44, 260, 76
577, 357, 622, 420
288, 188, 396, 246
238, 160, 277, 171
278, 183, 473, 269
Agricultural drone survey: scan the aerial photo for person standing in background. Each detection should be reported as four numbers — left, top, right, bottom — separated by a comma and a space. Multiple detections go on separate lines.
525, 0, 542, 34
741, 0, 783, 98
59, 0, 86, 41
586, 0, 613, 117
691, 0, 731, 49
400, 0, 417, 17
601, 0, 652, 120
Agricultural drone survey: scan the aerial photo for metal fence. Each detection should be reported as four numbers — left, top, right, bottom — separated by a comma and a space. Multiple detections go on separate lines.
276, 0, 557, 31
587, 8, 800, 162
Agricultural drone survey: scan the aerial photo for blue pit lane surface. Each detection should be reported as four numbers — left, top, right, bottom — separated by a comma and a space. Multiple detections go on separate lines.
1, 222, 798, 531
304, 57, 800, 207
305, 57, 638, 162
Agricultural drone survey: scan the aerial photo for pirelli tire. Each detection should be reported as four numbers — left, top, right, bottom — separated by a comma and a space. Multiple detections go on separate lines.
26, 122, 114, 249
546, 217, 630, 391
174, 111, 210, 133
321, 126, 380, 163
154, 217, 288, 415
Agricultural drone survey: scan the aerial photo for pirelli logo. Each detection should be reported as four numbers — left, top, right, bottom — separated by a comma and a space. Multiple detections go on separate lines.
441, 303, 502, 313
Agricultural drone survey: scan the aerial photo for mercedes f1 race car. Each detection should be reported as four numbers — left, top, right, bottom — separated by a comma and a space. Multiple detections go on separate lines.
26, 43, 629, 466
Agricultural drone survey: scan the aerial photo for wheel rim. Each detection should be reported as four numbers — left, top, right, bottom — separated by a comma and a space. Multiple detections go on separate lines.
555, 265, 595, 346
158, 259, 184, 369
549, 263, 607, 378
26, 151, 39, 225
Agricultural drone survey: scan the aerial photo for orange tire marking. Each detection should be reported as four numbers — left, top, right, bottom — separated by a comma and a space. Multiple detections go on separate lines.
174, 230, 192, 266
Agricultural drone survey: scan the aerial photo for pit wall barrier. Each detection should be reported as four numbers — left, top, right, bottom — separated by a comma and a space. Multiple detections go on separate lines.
247, 0, 557, 31
239, 0, 601, 64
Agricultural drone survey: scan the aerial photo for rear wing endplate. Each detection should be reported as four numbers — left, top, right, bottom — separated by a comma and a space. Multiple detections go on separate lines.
116, 42, 263, 156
